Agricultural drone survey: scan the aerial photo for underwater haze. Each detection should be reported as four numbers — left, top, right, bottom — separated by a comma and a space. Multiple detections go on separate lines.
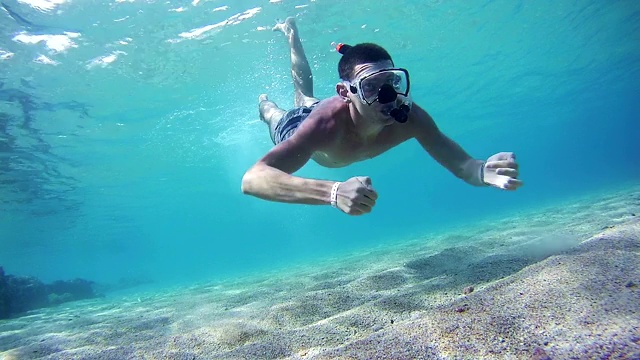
1, 0, 638, 290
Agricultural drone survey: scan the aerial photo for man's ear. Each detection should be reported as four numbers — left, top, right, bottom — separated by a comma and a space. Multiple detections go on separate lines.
336, 82, 349, 99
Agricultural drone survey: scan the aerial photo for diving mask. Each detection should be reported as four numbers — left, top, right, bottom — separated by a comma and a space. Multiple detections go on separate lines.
347, 68, 412, 123
348, 68, 410, 106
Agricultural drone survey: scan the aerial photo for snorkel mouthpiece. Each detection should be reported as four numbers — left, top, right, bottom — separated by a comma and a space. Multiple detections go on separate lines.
390, 103, 410, 123
378, 84, 410, 123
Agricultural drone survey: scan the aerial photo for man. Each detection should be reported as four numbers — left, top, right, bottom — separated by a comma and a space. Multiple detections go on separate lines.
242, 17, 523, 216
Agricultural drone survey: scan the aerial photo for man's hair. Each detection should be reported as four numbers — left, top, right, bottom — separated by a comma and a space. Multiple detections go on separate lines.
337, 43, 394, 81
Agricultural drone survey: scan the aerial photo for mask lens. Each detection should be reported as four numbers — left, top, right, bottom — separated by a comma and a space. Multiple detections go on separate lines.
359, 69, 409, 104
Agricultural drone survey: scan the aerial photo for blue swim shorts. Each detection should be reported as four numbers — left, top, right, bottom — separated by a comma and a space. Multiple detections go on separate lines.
272, 102, 319, 145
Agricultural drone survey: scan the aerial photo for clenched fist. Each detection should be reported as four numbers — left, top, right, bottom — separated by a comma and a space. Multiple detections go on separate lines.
335, 176, 378, 215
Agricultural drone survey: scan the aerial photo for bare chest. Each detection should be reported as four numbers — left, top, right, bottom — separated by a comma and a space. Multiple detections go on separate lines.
312, 128, 409, 168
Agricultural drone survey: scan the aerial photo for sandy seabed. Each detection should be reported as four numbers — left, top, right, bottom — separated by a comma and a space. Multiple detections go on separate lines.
1, 183, 639, 360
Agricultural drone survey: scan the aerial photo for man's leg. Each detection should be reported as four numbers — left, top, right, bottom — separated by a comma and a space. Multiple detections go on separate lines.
258, 17, 318, 144
258, 94, 286, 144
273, 17, 319, 107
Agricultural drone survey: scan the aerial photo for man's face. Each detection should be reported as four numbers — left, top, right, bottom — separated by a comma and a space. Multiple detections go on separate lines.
346, 60, 408, 124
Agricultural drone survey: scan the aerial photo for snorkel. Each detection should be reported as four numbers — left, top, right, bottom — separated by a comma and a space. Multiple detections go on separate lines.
378, 84, 412, 123
336, 43, 413, 123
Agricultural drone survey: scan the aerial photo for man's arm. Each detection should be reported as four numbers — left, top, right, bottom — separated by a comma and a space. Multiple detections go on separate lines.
241, 117, 336, 204
407, 103, 487, 186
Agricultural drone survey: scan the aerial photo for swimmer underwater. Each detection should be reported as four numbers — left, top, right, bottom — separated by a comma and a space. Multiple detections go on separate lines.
241, 17, 523, 216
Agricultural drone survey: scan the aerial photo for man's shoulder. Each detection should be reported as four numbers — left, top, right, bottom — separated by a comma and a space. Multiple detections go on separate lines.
311, 96, 346, 113
305, 96, 347, 129
295, 97, 346, 145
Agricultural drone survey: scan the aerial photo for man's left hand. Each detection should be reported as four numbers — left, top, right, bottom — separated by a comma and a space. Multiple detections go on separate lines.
482, 152, 523, 190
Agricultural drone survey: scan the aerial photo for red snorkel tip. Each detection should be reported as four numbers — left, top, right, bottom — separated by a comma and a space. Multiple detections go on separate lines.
335, 43, 351, 54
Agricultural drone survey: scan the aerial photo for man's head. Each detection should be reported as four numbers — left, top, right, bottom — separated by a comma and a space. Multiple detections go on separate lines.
335, 43, 412, 125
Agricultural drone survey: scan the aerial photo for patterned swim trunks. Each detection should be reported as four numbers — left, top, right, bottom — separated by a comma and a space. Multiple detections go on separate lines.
272, 102, 319, 144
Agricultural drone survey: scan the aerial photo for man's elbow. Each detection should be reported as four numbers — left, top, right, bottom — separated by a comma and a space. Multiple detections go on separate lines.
241, 168, 257, 195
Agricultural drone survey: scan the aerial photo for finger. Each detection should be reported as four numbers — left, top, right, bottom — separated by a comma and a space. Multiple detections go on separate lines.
503, 178, 524, 190
485, 160, 518, 170
364, 187, 378, 201
486, 160, 518, 169
358, 176, 373, 187
494, 152, 515, 161
353, 203, 371, 214
496, 168, 519, 178
356, 177, 377, 199
357, 194, 376, 208
346, 207, 364, 216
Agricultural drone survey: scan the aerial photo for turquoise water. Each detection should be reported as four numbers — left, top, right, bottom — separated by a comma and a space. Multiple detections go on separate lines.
1, 0, 638, 291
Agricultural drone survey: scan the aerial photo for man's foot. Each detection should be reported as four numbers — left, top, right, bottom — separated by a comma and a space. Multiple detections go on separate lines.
258, 94, 270, 122
272, 17, 297, 37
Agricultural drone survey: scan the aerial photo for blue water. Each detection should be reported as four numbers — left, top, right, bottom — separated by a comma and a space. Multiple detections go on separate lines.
1, 0, 638, 290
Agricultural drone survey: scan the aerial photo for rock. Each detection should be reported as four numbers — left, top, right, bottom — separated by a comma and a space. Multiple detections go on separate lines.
46, 278, 98, 301
0, 268, 100, 319
0, 266, 8, 319
4, 275, 48, 316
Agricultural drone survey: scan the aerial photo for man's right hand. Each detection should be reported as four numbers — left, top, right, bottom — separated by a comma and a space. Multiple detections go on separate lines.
336, 176, 378, 215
